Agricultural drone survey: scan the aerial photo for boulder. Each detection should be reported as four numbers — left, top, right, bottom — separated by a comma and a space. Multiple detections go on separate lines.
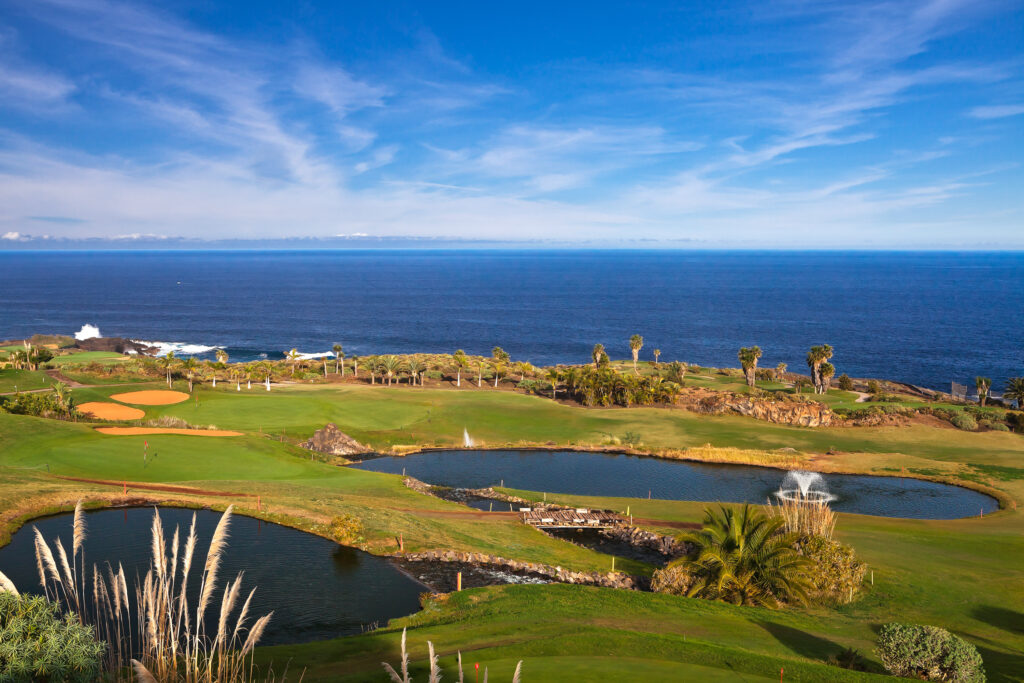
302, 423, 371, 456
74, 337, 160, 355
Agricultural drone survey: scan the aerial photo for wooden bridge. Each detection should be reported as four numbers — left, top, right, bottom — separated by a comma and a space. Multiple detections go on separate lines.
520, 507, 622, 529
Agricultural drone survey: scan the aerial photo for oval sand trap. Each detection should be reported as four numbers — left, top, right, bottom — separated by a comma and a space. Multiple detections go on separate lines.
95, 427, 242, 437
110, 390, 190, 405
78, 402, 145, 421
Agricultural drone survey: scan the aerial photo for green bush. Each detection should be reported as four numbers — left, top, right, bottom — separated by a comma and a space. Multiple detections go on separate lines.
951, 413, 978, 431
837, 373, 854, 391
798, 536, 866, 605
867, 380, 881, 394
875, 622, 985, 682
0, 592, 105, 682
979, 419, 1009, 432
329, 514, 365, 545
425, 370, 444, 380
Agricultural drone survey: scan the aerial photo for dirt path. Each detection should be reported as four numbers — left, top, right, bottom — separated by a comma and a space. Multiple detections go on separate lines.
45, 368, 87, 387
55, 476, 256, 498
852, 391, 871, 403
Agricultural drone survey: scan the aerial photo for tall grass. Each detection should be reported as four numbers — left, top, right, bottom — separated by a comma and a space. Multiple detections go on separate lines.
384, 627, 523, 683
32, 502, 281, 682
768, 491, 836, 540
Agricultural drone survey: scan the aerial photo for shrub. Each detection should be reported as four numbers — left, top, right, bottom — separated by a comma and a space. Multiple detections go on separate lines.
330, 514, 365, 545
867, 380, 881, 394
0, 592, 105, 682
425, 370, 444, 380
650, 565, 695, 595
837, 373, 854, 391
798, 536, 866, 605
979, 419, 1009, 432
875, 623, 985, 682
951, 413, 978, 431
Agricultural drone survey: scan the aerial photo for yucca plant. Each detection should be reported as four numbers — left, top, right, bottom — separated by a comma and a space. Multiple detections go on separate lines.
31, 502, 276, 682
384, 628, 522, 683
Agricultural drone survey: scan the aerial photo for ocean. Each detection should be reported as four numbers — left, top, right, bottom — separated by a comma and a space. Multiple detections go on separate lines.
0, 250, 1020, 392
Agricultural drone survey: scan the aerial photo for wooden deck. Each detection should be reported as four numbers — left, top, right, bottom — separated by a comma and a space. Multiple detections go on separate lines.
520, 507, 622, 529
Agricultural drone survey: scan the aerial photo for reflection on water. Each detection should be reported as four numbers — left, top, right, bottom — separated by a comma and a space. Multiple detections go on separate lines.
356, 449, 999, 520
0, 508, 424, 646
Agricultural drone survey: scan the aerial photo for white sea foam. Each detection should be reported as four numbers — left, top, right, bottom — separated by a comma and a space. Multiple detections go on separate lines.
74, 324, 101, 340
284, 350, 336, 361
132, 340, 223, 357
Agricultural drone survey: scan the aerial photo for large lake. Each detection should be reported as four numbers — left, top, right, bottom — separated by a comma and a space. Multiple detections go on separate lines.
354, 449, 999, 520
0, 507, 424, 645
1, 250, 1021, 391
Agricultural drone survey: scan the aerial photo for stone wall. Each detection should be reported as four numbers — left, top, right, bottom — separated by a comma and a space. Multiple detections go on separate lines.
398, 549, 643, 590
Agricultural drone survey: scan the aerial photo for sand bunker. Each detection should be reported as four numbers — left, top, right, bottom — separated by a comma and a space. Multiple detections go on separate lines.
78, 402, 146, 421
110, 390, 190, 405
95, 427, 242, 437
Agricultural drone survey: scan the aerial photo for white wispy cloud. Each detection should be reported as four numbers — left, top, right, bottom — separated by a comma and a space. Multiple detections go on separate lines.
968, 104, 1024, 119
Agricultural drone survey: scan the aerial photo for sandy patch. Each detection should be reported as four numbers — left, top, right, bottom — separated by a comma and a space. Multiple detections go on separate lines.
110, 390, 190, 405
95, 427, 242, 437
78, 402, 146, 420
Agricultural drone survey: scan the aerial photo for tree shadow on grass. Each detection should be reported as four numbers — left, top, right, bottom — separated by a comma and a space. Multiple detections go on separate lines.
973, 605, 1024, 636
973, 644, 1024, 683
757, 621, 881, 674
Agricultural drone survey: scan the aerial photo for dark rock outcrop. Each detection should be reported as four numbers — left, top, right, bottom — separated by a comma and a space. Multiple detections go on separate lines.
74, 337, 159, 355
302, 423, 371, 456
679, 389, 833, 427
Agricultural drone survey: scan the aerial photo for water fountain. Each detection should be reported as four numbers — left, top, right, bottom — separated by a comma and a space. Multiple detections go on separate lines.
463, 428, 475, 448
775, 470, 837, 503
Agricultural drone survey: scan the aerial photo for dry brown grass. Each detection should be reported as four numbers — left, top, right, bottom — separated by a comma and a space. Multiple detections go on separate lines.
768, 491, 837, 540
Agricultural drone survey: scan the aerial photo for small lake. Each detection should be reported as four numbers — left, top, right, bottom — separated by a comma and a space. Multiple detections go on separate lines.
355, 449, 998, 520
0, 508, 424, 645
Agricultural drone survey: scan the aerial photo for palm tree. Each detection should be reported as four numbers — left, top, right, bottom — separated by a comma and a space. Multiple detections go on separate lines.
737, 346, 762, 388
380, 355, 401, 386
819, 362, 835, 393
775, 362, 787, 383
351, 355, 359, 378
181, 357, 199, 393
477, 360, 487, 387
493, 361, 506, 388
653, 349, 661, 366
673, 504, 811, 608
453, 350, 468, 387
211, 349, 228, 388
407, 358, 426, 386
629, 334, 644, 372
286, 349, 302, 376
976, 376, 992, 406
806, 345, 833, 394
592, 344, 605, 370
1004, 377, 1024, 410
231, 365, 243, 391
158, 351, 177, 388
333, 344, 344, 375
547, 368, 560, 399
51, 382, 73, 419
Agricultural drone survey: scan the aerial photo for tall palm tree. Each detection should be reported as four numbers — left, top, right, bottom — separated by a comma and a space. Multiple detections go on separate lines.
477, 360, 487, 387
592, 344, 605, 370
407, 358, 426, 386
737, 346, 762, 388
212, 349, 229, 388
333, 344, 344, 375
351, 355, 359, 378
629, 334, 644, 372
181, 357, 199, 393
231, 365, 243, 391
493, 361, 506, 388
1004, 377, 1024, 410
453, 350, 468, 387
806, 345, 833, 394
673, 504, 811, 608
547, 368, 560, 399
819, 362, 835, 393
260, 361, 273, 391
652, 349, 661, 366
975, 376, 992, 406
775, 363, 787, 383
380, 355, 401, 386
158, 351, 177, 388
286, 349, 302, 376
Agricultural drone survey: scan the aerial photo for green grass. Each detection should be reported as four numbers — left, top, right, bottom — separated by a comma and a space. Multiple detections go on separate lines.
0, 369, 55, 393
2, 379, 1024, 680
49, 351, 128, 366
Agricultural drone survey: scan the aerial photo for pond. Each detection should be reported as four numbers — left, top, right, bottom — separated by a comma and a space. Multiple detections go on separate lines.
0, 507, 425, 646
354, 449, 998, 520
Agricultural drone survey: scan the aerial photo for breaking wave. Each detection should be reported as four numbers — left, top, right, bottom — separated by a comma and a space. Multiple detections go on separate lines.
132, 340, 223, 357
74, 324, 102, 340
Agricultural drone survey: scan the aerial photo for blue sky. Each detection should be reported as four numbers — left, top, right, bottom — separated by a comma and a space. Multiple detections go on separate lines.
0, 0, 1022, 248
